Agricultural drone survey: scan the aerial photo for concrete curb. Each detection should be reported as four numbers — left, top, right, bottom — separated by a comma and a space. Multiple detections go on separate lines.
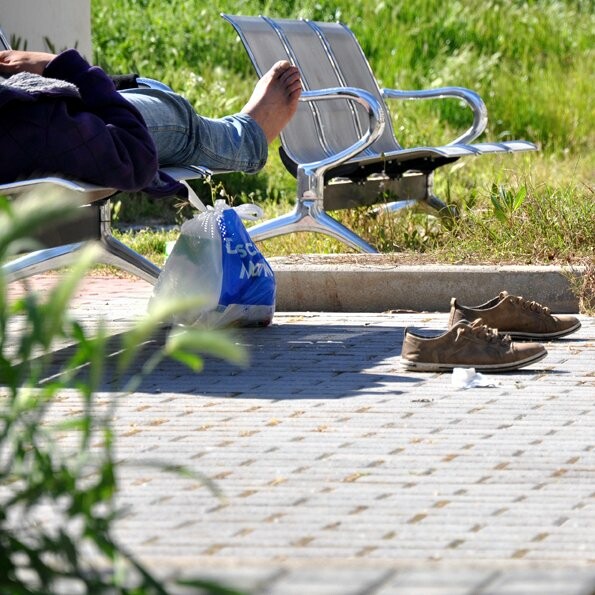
269, 256, 584, 313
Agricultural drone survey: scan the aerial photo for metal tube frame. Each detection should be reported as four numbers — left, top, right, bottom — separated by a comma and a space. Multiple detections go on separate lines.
382, 87, 489, 145
248, 87, 385, 253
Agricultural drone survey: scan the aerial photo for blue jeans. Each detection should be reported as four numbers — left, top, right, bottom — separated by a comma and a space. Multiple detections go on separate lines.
120, 87, 268, 173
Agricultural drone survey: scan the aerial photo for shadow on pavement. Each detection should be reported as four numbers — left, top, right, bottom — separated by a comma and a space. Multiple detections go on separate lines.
24, 322, 425, 399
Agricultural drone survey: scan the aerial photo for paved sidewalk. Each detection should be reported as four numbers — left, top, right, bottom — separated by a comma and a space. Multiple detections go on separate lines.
7, 275, 595, 595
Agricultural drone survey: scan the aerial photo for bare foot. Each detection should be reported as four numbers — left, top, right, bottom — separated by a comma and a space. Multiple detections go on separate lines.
241, 60, 302, 143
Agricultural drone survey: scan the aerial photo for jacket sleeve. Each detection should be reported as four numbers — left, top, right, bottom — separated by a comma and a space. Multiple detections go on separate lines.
42, 50, 158, 191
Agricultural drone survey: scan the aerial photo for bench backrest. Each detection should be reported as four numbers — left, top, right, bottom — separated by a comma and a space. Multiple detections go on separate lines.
0, 26, 10, 51
222, 14, 401, 168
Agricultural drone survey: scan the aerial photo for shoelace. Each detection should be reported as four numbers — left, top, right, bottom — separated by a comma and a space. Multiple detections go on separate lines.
457, 319, 511, 346
509, 294, 550, 315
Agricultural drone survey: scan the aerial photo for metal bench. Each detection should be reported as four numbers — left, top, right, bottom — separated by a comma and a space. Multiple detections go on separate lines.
222, 14, 538, 253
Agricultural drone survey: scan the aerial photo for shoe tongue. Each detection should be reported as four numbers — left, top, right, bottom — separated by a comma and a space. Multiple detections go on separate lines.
469, 318, 508, 342
456, 318, 486, 336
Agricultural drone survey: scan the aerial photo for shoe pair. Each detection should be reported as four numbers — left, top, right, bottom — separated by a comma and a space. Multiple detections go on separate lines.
401, 291, 581, 373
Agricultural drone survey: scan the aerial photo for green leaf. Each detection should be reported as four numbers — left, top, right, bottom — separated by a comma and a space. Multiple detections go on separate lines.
0, 189, 83, 259
168, 349, 205, 372
43, 243, 102, 345
513, 185, 527, 211
117, 296, 208, 373
165, 328, 248, 367
490, 196, 507, 223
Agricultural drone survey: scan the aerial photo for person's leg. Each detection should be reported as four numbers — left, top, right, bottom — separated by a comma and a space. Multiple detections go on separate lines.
121, 61, 301, 173
121, 88, 268, 173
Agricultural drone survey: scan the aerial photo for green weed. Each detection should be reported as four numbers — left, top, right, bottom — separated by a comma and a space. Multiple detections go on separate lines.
0, 191, 247, 593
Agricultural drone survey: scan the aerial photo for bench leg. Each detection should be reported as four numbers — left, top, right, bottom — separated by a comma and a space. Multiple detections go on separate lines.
97, 201, 161, 284
2, 243, 86, 283
3, 201, 162, 285
248, 196, 377, 253
98, 233, 161, 284
2, 237, 161, 285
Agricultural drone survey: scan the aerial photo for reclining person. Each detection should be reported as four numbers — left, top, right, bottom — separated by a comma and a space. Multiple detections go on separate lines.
0, 48, 302, 196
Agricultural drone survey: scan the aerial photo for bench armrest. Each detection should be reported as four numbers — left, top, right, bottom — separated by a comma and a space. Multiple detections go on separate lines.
296, 87, 385, 199
381, 86, 488, 145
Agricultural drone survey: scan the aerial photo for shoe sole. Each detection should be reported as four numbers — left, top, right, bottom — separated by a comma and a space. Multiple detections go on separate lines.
505, 321, 581, 340
401, 348, 548, 373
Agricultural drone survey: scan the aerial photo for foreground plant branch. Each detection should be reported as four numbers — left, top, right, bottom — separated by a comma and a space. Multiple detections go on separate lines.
0, 191, 247, 594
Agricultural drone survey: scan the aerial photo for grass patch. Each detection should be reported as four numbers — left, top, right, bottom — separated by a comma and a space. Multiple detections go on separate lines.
92, 0, 594, 266
113, 226, 179, 268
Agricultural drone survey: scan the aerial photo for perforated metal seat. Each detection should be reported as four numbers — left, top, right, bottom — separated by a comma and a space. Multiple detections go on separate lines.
222, 14, 538, 253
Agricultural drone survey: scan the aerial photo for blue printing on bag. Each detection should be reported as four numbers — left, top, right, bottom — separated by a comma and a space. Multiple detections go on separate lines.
217, 208, 276, 308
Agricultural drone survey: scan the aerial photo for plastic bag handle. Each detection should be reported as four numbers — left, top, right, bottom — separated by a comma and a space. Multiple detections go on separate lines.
233, 203, 264, 221
210, 199, 263, 221
182, 181, 207, 212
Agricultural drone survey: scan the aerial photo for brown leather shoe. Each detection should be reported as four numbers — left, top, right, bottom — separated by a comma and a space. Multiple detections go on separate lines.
401, 319, 547, 372
448, 291, 581, 339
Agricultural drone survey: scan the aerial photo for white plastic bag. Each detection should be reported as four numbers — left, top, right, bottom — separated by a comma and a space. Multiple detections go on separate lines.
150, 199, 276, 328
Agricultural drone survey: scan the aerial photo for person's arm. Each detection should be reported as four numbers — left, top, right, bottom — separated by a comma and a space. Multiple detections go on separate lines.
0, 50, 141, 89
1, 49, 158, 191
0, 49, 56, 75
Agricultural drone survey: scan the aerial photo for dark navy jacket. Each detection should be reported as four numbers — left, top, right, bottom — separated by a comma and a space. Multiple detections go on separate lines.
0, 49, 184, 196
